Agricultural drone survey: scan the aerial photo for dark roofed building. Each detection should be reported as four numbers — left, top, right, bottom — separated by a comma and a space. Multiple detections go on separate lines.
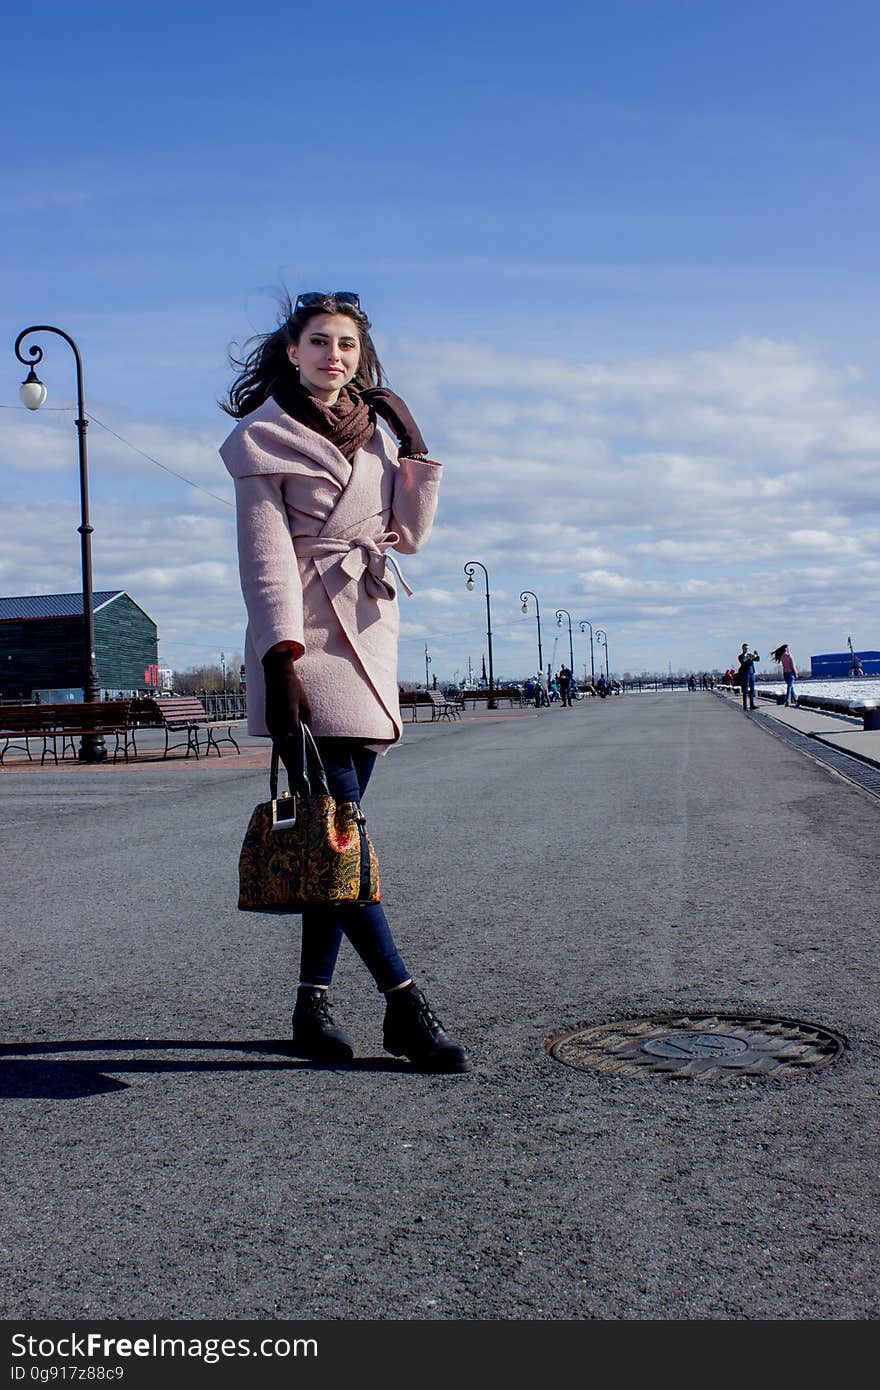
0, 591, 158, 700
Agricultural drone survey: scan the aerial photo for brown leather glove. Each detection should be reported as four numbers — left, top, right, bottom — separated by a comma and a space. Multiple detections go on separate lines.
262, 648, 313, 787
361, 386, 428, 457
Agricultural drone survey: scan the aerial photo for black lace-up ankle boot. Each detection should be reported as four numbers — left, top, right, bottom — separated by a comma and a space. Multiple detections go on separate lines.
383, 984, 470, 1072
291, 987, 354, 1062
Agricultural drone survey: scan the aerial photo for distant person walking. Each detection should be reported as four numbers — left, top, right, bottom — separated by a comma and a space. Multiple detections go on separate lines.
771, 644, 798, 706
736, 643, 759, 711
558, 665, 574, 707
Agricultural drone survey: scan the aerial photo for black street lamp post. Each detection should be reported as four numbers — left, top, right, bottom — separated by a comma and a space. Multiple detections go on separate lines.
519, 590, 543, 676
464, 561, 497, 709
15, 324, 107, 762
555, 609, 575, 675
578, 619, 596, 685
424, 643, 432, 690
596, 629, 610, 682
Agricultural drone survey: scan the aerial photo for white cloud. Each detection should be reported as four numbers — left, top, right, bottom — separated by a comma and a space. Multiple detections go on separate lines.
2, 334, 878, 678
0, 416, 78, 473
0, 406, 231, 492
0, 500, 244, 671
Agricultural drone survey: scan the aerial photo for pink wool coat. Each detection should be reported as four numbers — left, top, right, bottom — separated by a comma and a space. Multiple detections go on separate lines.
220, 396, 442, 745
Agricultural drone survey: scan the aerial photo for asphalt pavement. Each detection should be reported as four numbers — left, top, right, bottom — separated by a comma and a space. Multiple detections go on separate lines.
1, 692, 878, 1320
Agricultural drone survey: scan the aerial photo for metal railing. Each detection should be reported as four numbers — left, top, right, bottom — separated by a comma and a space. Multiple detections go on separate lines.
617, 678, 719, 692
193, 691, 248, 721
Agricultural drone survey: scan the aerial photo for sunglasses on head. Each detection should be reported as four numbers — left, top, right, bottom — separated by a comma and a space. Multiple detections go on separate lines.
294, 291, 361, 312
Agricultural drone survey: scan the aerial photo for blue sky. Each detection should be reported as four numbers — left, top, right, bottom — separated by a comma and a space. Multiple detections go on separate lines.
2, 0, 878, 682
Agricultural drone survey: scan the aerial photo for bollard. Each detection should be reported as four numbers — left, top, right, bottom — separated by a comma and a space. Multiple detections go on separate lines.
862, 705, 880, 732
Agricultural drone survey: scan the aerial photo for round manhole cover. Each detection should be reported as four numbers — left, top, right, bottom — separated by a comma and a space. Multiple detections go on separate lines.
547, 1015, 846, 1079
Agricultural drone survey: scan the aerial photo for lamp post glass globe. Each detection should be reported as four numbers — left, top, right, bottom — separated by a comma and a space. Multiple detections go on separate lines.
466, 576, 475, 591
20, 369, 47, 411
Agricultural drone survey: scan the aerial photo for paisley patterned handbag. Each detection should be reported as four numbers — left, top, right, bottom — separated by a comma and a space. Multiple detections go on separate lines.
238, 725, 381, 912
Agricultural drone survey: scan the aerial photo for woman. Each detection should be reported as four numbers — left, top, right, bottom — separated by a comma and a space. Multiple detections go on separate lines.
771, 644, 798, 706
220, 291, 468, 1072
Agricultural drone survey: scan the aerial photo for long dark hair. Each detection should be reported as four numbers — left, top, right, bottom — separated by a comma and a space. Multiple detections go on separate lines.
770, 644, 788, 662
220, 291, 386, 419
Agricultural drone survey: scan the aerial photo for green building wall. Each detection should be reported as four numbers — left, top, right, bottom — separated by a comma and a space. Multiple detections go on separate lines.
0, 594, 158, 699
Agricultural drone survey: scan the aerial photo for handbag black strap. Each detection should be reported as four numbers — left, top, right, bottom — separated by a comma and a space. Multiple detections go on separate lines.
269, 723, 331, 801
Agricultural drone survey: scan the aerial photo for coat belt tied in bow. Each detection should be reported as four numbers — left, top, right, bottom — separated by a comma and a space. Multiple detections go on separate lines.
293, 532, 413, 601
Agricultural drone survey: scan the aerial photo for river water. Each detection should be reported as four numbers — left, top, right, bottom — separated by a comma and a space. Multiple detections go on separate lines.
756, 677, 880, 701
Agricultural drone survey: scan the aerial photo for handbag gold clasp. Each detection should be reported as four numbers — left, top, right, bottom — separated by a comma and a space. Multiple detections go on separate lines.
271, 793, 298, 830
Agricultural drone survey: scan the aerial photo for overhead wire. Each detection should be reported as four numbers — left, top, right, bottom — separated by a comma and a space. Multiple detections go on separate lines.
1, 401, 234, 509
87, 412, 234, 509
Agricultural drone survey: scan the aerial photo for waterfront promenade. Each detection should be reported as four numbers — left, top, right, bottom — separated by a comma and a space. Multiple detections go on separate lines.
1, 693, 877, 1320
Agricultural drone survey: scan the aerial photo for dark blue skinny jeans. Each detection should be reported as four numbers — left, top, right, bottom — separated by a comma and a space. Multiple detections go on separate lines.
741, 671, 757, 710
299, 738, 410, 993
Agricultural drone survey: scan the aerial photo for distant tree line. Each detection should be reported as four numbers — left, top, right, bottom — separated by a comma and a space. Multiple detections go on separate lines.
172, 655, 243, 695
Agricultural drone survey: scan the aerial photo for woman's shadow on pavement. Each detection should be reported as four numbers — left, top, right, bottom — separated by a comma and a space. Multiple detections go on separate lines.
0, 1038, 413, 1099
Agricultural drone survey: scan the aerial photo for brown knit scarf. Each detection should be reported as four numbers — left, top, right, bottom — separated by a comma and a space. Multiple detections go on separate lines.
271, 374, 375, 463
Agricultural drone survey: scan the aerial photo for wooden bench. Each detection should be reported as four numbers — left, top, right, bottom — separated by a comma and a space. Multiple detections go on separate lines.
147, 696, 241, 759
53, 700, 137, 763
457, 687, 524, 709
0, 697, 242, 764
1, 701, 137, 765
425, 690, 463, 721
399, 690, 463, 722
0, 704, 59, 766
399, 691, 426, 722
